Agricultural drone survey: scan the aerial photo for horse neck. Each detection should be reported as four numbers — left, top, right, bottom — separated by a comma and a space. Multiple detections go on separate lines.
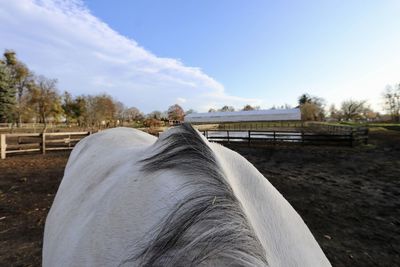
209, 142, 331, 267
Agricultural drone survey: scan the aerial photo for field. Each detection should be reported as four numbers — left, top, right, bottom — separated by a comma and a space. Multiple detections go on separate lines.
0, 129, 399, 266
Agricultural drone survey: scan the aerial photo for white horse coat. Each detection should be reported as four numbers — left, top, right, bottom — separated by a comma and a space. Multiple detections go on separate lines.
43, 124, 331, 266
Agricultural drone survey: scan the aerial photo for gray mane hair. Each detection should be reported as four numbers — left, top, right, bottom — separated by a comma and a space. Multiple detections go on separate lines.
129, 123, 268, 266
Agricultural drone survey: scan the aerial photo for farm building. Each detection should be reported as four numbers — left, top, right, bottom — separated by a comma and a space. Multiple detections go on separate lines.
184, 108, 301, 124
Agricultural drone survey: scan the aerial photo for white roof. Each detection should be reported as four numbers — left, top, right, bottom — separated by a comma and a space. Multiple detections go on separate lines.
185, 109, 301, 123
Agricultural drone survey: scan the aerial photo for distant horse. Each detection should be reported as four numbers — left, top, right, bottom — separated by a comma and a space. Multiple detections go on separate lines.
43, 123, 331, 266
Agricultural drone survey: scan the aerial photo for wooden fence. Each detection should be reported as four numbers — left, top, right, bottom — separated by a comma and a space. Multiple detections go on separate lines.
0, 132, 91, 159
203, 129, 368, 147
0, 122, 71, 130
0, 127, 369, 159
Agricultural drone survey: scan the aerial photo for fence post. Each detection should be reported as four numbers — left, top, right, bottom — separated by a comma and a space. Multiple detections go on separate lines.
248, 130, 251, 146
351, 129, 355, 147
1, 134, 6, 159
41, 133, 46, 154
227, 130, 230, 143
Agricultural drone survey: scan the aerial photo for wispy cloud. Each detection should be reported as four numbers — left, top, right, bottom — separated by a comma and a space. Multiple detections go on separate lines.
0, 0, 259, 112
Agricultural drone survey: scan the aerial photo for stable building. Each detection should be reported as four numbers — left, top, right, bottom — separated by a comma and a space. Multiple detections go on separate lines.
184, 108, 301, 124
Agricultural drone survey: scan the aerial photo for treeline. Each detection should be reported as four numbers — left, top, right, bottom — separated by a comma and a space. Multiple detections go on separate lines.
1, 49, 399, 126
0, 50, 188, 128
296, 94, 380, 122
206, 92, 399, 123
206, 96, 381, 122
295, 91, 400, 122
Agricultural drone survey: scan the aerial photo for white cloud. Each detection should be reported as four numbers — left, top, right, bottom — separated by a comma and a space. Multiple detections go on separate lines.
0, 0, 258, 112
176, 97, 187, 104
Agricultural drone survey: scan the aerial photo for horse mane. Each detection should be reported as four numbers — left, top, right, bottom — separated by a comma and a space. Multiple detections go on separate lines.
129, 123, 268, 266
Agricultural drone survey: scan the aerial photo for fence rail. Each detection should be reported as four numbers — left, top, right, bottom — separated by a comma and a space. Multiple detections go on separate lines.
203, 129, 368, 147
0, 122, 72, 129
1, 127, 369, 159
0, 132, 91, 159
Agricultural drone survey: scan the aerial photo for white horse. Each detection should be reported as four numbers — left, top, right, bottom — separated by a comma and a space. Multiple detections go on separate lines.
43, 123, 331, 266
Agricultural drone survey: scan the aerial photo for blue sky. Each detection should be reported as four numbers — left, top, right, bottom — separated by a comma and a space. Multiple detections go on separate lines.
1, 0, 399, 112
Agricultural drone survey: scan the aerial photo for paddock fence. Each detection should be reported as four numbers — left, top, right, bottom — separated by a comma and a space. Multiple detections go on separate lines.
0, 126, 369, 159
203, 128, 368, 147
0, 122, 72, 130
0, 132, 91, 159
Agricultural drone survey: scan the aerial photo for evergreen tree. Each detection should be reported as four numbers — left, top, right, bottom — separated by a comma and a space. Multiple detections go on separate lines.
3, 50, 32, 125
0, 61, 16, 122
297, 93, 325, 121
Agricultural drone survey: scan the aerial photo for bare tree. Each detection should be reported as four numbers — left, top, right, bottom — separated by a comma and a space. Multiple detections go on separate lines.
219, 105, 235, 112
27, 75, 62, 127
340, 100, 368, 121
301, 102, 322, 121
167, 104, 185, 121
297, 93, 325, 121
62, 91, 76, 125
113, 100, 126, 125
382, 84, 400, 122
93, 94, 116, 127
77, 94, 117, 128
242, 104, 255, 111
124, 107, 143, 122
328, 104, 341, 121
148, 110, 162, 120
242, 104, 261, 111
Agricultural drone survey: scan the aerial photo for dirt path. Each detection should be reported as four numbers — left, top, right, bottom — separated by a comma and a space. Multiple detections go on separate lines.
0, 153, 69, 266
0, 130, 399, 266
226, 130, 400, 266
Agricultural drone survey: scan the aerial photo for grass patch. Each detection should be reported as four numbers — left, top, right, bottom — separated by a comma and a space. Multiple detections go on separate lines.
368, 127, 389, 132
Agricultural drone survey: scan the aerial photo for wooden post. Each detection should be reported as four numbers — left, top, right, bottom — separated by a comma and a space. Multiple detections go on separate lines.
227, 130, 230, 143
248, 130, 251, 146
41, 133, 46, 154
1, 134, 6, 159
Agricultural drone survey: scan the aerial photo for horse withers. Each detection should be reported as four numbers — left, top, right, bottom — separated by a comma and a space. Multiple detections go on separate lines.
43, 123, 331, 266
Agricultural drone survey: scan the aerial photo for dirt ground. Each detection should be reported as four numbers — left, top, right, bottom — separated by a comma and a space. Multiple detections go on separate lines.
0, 129, 399, 266
0, 152, 68, 267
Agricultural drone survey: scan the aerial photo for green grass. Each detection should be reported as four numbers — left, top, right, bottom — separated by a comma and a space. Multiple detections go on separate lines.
368, 127, 389, 132
338, 122, 400, 127
311, 121, 400, 128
